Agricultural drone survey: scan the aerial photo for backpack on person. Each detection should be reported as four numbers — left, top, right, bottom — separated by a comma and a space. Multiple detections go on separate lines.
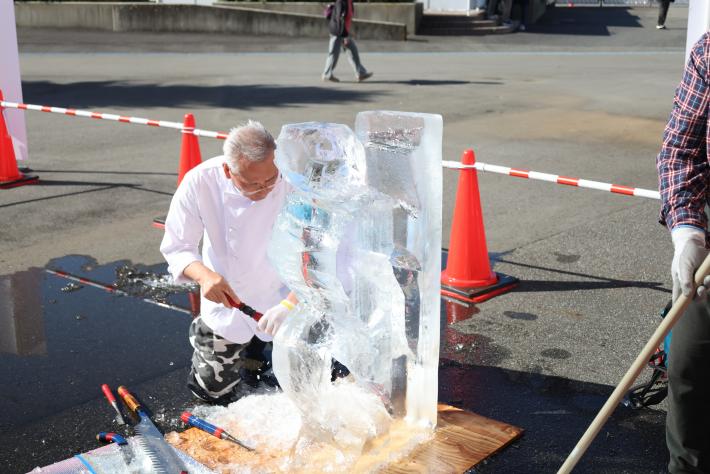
324, 3, 334, 20
327, 0, 347, 37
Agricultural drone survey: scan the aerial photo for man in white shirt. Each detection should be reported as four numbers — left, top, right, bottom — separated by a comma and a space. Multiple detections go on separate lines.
160, 120, 296, 404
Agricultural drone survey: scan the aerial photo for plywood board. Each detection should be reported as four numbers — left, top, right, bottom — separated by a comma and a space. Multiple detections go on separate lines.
383, 404, 523, 473
171, 404, 523, 473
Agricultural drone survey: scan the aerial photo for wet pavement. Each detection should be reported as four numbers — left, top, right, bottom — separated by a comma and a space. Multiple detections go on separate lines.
0, 256, 196, 473
0, 253, 669, 473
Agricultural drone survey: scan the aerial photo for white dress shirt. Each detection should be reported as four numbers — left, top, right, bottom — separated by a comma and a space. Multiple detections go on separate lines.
160, 155, 289, 344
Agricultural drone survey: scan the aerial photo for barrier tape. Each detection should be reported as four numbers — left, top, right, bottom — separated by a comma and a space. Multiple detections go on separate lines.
442, 160, 661, 200
1, 98, 660, 201
0, 100, 229, 140
45, 268, 194, 315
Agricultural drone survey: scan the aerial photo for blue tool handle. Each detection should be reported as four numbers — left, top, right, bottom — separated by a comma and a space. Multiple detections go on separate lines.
97, 432, 128, 445
181, 411, 222, 438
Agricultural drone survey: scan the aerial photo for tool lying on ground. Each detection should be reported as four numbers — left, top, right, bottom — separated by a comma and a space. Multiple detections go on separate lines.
180, 411, 254, 451
97, 432, 134, 466
117, 386, 189, 474
557, 253, 710, 474
225, 294, 263, 321
101, 384, 126, 425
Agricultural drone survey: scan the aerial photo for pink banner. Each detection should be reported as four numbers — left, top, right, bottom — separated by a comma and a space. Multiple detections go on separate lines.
0, 2, 28, 161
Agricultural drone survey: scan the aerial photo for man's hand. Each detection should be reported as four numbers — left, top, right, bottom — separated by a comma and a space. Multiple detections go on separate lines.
671, 226, 708, 302
183, 262, 240, 308
257, 300, 294, 336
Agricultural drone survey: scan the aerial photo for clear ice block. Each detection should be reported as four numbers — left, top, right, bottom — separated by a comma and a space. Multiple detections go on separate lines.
268, 112, 442, 452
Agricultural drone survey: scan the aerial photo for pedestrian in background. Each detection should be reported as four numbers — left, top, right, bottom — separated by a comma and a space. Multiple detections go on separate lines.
487, 0, 513, 27
322, 0, 373, 83
513, 0, 528, 31
656, 0, 672, 30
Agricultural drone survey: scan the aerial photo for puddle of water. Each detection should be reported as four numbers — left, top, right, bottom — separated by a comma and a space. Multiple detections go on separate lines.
0, 255, 195, 431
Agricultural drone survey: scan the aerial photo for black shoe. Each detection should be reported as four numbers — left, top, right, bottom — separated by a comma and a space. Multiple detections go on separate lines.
357, 72, 373, 82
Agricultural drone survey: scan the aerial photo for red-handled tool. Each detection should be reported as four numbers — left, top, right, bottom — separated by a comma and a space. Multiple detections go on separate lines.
225, 294, 263, 321
101, 384, 126, 425
181, 411, 254, 451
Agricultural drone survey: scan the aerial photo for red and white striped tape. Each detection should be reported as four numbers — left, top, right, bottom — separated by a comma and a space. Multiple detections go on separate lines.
442, 160, 661, 200
1, 98, 660, 200
0, 100, 229, 139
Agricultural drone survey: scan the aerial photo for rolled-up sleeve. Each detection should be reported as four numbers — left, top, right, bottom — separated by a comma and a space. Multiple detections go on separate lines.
160, 174, 205, 284
657, 34, 710, 235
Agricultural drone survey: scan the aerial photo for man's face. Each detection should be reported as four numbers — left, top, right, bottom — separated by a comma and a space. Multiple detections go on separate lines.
223, 150, 279, 201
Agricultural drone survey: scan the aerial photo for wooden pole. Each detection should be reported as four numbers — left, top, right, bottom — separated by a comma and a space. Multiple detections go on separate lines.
558, 253, 710, 474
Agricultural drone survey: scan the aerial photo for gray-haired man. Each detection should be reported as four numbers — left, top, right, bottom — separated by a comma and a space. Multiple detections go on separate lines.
161, 120, 296, 404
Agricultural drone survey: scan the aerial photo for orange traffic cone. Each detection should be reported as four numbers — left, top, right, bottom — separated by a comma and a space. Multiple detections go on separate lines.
177, 113, 203, 187
0, 90, 37, 189
441, 149, 517, 303
153, 113, 203, 229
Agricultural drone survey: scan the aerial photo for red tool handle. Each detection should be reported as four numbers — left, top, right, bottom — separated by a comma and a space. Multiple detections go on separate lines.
225, 294, 263, 321
101, 384, 116, 403
225, 294, 239, 308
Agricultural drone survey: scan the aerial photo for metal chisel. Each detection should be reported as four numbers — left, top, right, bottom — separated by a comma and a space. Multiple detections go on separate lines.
117, 386, 188, 474
181, 411, 254, 451
101, 384, 126, 425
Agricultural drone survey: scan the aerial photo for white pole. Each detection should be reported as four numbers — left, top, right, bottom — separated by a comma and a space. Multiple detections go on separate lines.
686, 0, 710, 61
0, 2, 28, 162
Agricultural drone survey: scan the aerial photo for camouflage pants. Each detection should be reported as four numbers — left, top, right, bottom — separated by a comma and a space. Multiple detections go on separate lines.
187, 317, 272, 404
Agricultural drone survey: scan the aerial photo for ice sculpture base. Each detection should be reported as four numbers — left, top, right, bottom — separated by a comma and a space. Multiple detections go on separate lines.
169, 404, 522, 473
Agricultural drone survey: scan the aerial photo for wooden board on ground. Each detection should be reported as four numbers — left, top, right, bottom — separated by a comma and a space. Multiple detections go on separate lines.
173, 403, 523, 473
383, 404, 523, 473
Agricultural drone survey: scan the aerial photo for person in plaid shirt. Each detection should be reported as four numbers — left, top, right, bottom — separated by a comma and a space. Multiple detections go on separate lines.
657, 32, 710, 473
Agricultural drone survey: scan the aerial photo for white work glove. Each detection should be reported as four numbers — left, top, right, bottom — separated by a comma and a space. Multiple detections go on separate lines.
257, 300, 294, 336
671, 226, 708, 302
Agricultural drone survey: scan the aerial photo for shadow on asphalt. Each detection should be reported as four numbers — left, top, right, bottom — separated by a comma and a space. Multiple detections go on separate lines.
31, 169, 178, 177
497, 258, 671, 295
0, 181, 173, 210
363, 80, 502, 86
21, 80, 388, 110
439, 360, 668, 473
531, 6, 644, 36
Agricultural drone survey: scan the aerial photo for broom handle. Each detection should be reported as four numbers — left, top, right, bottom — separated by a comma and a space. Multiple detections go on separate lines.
558, 252, 710, 474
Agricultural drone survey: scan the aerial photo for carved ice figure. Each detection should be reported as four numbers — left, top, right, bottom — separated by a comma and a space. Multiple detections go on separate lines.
268, 112, 442, 452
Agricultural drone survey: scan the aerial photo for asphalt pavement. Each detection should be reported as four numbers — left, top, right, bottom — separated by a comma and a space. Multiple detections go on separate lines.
0, 5, 691, 473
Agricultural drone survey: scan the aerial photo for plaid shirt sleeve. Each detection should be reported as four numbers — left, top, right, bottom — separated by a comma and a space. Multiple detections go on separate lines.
657, 33, 710, 234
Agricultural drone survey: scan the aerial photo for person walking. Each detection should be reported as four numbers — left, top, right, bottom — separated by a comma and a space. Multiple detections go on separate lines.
487, 0, 513, 27
322, 0, 373, 83
657, 32, 710, 473
656, 0, 672, 30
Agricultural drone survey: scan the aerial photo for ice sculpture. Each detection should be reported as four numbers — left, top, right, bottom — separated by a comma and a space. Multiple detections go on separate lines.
268, 112, 442, 452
